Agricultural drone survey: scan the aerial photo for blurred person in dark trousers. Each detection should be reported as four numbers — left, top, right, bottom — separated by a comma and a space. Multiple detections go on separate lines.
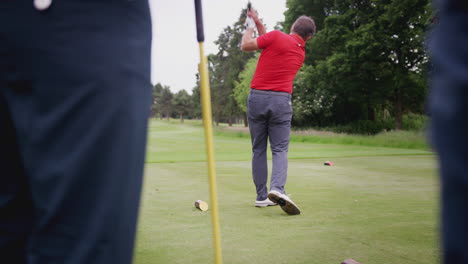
0, 0, 152, 263
429, 0, 468, 262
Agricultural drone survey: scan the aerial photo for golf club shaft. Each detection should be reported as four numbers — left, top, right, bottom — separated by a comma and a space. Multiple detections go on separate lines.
194, 1, 223, 263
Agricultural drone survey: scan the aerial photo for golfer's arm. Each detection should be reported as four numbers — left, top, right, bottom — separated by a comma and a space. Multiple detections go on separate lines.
241, 28, 259, 51
254, 18, 266, 36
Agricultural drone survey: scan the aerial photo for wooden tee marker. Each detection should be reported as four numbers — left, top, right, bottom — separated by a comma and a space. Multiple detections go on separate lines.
195, 200, 209, 211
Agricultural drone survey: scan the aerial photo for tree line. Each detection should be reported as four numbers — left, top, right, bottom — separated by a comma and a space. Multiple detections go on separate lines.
151, 0, 433, 134
151, 83, 197, 123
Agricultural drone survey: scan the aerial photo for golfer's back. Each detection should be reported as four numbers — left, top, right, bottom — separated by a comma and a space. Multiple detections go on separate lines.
251, 30, 306, 93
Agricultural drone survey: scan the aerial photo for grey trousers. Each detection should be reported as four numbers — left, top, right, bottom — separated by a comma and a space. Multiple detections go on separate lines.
247, 89, 293, 201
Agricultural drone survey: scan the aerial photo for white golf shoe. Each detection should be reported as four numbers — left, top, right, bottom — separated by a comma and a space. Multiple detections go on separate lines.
255, 198, 278, 207
267, 190, 301, 215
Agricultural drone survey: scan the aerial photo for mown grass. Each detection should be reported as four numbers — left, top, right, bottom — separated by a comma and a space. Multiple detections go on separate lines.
214, 125, 430, 150
290, 130, 429, 150
134, 120, 439, 264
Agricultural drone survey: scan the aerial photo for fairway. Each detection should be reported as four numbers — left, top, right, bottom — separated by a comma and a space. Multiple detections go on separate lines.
134, 120, 439, 264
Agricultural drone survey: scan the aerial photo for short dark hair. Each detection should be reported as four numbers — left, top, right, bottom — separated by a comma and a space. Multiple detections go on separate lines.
291, 16, 316, 41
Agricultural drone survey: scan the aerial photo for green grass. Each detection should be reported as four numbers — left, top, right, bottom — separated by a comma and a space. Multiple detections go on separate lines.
290, 130, 429, 150
216, 125, 430, 150
134, 120, 439, 264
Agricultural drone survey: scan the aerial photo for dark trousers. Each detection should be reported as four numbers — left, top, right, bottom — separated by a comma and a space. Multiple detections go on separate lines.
247, 89, 292, 201
429, 1, 468, 263
0, 1, 152, 263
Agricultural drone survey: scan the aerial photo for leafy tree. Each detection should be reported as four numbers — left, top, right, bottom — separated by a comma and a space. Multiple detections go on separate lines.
283, 0, 335, 33
151, 83, 163, 119
233, 56, 258, 110
376, 0, 431, 128
292, 64, 336, 126
172, 90, 192, 123
284, 0, 431, 131
190, 73, 202, 120
209, 8, 256, 126
283, 0, 336, 66
191, 83, 202, 120
207, 54, 224, 126
233, 56, 258, 127
159, 86, 173, 120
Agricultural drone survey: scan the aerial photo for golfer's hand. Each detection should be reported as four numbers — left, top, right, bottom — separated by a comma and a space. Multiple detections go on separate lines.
247, 8, 266, 36
247, 9, 259, 21
245, 16, 256, 29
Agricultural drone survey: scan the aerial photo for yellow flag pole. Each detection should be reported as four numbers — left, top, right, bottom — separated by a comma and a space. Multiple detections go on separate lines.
194, 1, 223, 263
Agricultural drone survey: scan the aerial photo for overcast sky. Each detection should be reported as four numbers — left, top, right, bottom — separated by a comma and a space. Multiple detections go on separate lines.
149, 0, 287, 93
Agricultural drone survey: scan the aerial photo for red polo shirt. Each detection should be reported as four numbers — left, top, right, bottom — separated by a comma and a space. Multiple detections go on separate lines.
251, 30, 306, 94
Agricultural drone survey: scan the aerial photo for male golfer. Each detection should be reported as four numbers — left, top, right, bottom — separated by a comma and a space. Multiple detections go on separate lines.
241, 9, 316, 215
0, 0, 151, 263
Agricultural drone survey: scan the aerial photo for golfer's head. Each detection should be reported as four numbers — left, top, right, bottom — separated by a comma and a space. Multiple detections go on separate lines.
291, 16, 316, 41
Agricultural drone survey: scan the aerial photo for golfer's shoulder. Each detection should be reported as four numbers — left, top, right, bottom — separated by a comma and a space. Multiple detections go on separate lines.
260, 30, 280, 37
259, 30, 285, 42
267, 30, 284, 37
274, 30, 294, 41
258, 30, 288, 48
